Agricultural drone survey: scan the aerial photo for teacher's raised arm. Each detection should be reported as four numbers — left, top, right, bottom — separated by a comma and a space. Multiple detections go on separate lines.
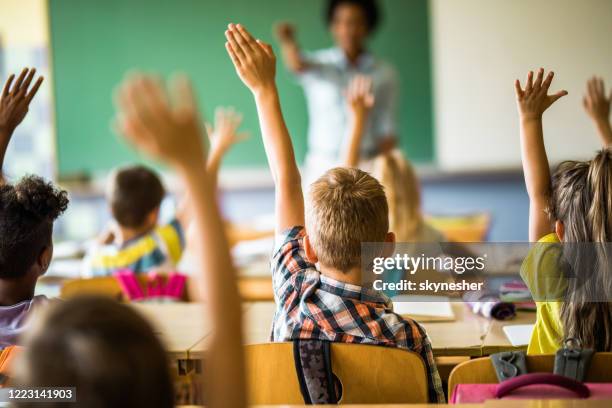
274, 0, 398, 183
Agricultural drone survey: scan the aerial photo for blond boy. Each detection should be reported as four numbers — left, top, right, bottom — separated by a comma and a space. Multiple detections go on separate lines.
225, 24, 444, 403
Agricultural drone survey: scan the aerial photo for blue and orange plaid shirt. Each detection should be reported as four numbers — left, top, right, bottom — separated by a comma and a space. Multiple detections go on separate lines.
270, 226, 445, 403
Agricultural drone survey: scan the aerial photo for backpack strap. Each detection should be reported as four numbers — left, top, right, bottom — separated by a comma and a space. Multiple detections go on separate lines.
292, 339, 339, 404
554, 338, 594, 382
491, 351, 528, 381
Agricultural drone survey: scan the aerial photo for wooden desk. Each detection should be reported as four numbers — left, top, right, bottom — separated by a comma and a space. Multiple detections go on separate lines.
237, 301, 490, 357
421, 303, 489, 357
131, 303, 209, 360
481, 310, 536, 355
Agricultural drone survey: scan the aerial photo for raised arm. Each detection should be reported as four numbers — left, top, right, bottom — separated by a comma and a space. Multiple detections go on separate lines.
206, 106, 249, 192
114, 74, 245, 408
0, 68, 43, 183
225, 23, 304, 233
274, 22, 309, 74
514, 68, 568, 241
343, 75, 374, 167
583, 76, 612, 147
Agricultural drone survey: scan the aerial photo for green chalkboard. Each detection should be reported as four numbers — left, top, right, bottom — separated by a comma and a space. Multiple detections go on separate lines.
49, 0, 433, 177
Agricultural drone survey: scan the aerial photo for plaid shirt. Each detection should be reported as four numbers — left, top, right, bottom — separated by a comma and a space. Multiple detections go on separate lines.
270, 226, 445, 403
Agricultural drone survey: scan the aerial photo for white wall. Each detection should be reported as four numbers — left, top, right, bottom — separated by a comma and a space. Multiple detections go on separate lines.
430, 0, 612, 170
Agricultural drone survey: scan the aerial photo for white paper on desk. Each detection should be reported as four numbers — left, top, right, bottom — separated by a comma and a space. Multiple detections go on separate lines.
503, 324, 534, 346
231, 236, 274, 264
392, 296, 455, 322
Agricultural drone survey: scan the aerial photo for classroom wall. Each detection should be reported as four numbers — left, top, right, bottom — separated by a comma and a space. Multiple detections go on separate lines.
0, 0, 55, 179
431, 0, 612, 170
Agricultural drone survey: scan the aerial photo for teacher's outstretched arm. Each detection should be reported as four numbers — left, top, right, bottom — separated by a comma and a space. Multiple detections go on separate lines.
274, 22, 310, 74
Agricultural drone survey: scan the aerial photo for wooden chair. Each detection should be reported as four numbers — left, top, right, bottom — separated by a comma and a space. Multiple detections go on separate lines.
245, 342, 429, 405
448, 353, 612, 397
427, 212, 491, 242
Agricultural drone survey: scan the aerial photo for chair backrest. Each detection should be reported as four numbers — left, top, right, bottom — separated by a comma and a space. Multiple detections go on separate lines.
427, 212, 491, 242
61, 275, 271, 302
60, 276, 192, 301
448, 353, 612, 396
245, 342, 428, 405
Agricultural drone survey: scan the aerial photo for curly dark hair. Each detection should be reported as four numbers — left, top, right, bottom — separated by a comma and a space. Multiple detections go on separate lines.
325, 0, 381, 32
0, 175, 68, 279
108, 165, 165, 228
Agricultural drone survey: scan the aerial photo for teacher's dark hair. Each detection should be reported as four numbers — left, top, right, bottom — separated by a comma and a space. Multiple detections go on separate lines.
326, 0, 381, 32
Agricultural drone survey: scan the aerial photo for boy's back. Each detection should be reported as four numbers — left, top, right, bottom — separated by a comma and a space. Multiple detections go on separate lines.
224, 24, 444, 403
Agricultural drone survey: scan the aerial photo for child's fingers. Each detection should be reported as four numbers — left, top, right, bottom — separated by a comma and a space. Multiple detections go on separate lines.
170, 73, 198, 116
235, 24, 259, 49
525, 71, 533, 93
18, 68, 36, 97
205, 123, 214, 140
540, 71, 554, 93
514, 79, 524, 98
225, 41, 243, 69
225, 31, 248, 64
11, 68, 29, 95
256, 40, 274, 58
25, 76, 44, 104
549, 90, 568, 104
229, 24, 257, 56
140, 76, 171, 122
533, 68, 544, 92
596, 77, 605, 98
2, 74, 15, 98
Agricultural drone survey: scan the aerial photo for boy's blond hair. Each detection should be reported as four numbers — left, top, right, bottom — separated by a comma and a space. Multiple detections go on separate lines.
306, 167, 389, 271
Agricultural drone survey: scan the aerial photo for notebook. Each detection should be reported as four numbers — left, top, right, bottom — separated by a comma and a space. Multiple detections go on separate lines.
392, 296, 456, 322
503, 324, 535, 346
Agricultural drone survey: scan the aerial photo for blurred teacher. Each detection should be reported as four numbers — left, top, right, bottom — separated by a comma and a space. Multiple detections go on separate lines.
275, 0, 398, 182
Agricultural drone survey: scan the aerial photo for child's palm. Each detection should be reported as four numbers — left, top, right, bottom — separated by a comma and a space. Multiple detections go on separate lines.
115, 74, 205, 167
515, 68, 567, 120
225, 24, 277, 94
206, 107, 249, 151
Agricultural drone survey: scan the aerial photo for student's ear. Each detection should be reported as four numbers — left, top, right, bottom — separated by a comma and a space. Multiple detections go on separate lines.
37, 245, 53, 276
303, 235, 319, 264
147, 207, 161, 226
555, 220, 565, 241
382, 232, 396, 257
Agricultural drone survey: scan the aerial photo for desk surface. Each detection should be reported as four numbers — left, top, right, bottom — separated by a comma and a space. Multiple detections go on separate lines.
137, 301, 537, 359
131, 303, 208, 359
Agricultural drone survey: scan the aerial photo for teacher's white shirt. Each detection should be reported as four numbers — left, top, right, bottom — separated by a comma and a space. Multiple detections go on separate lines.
298, 47, 399, 183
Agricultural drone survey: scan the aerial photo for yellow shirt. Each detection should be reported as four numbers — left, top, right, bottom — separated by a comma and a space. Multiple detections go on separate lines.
520, 233, 567, 354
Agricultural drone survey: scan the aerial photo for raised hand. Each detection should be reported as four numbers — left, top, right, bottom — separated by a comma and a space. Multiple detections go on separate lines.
114, 73, 206, 169
206, 107, 249, 155
583, 76, 611, 123
274, 22, 296, 43
514, 68, 568, 121
0, 68, 43, 134
225, 24, 276, 95
583, 76, 612, 146
347, 74, 375, 118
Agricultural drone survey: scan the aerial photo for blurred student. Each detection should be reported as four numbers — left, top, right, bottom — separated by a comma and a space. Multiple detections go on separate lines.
344, 75, 444, 245
275, 0, 398, 182
14, 297, 174, 408
84, 107, 246, 276
583, 76, 611, 147
112, 73, 245, 407
225, 24, 444, 403
516, 68, 612, 353
22, 74, 247, 406
0, 68, 65, 348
